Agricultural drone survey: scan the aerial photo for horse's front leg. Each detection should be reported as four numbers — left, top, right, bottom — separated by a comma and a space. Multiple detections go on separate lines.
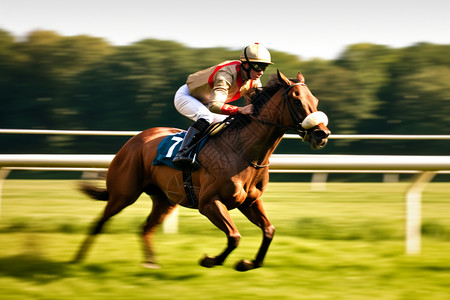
236, 198, 275, 271
198, 199, 241, 268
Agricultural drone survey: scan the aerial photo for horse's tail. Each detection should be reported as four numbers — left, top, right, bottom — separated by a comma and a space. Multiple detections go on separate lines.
79, 182, 109, 201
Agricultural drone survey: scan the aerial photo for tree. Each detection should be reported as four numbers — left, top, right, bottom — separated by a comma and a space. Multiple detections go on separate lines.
71, 40, 196, 131
386, 66, 450, 134
378, 43, 450, 134
1, 27, 449, 156
336, 43, 398, 124
304, 65, 360, 134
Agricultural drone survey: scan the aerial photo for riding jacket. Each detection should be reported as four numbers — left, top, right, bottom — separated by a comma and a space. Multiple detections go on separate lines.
186, 60, 261, 115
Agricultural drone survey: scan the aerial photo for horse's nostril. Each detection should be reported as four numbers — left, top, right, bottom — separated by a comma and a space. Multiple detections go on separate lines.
313, 129, 329, 139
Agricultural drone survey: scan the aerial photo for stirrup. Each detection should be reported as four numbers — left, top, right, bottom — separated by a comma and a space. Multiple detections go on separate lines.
172, 151, 193, 167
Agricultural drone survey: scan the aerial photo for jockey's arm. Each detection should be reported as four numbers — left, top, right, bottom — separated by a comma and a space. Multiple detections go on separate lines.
242, 79, 261, 107
208, 79, 240, 115
208, 77, 255, 115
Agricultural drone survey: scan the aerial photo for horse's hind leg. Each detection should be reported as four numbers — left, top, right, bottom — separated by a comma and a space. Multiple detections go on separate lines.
141, 192, 177, 269
236, 198, 275, 271
72, 193, 139, 263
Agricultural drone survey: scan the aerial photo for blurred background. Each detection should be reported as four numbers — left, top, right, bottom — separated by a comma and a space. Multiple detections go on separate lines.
0, 30, 449, 155
0, 2, 449, 299
0, 0, 449, 160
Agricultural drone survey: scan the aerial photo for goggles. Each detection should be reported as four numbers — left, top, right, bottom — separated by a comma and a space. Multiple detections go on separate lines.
250, 62, 269, 72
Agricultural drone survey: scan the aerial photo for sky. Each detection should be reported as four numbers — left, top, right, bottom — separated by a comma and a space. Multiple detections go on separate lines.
1, 0, 449, 60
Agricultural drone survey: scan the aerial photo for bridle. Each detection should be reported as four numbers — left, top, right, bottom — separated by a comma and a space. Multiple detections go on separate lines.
233, 81, 328, 169
234, 83, 318, 169
251, 82, 312, 140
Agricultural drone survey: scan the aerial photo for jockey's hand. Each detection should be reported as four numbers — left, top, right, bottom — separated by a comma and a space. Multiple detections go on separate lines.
238, 104, 254, 115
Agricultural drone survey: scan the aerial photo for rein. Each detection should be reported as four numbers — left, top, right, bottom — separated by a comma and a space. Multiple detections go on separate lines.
251, 82, 309, 139
236, 82, 307, 169
232, 81, 328, 169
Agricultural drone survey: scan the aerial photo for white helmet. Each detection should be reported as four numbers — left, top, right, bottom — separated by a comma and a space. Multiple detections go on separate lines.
240, 43, 274, 65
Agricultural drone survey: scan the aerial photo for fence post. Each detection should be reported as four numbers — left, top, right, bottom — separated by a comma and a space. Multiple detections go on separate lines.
311, 173, 328, 191
405, 171, 436, 255
163, 207, 179, 234
0, 168, 12, 224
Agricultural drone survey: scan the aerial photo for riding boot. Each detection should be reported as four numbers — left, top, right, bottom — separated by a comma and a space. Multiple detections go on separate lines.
172, 118, 210, 167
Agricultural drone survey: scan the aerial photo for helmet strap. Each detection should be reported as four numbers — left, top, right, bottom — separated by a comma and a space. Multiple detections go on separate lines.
242, 46, 252, 78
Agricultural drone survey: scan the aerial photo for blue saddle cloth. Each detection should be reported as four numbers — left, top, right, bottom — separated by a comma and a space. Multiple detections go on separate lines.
152, 131, 207, 170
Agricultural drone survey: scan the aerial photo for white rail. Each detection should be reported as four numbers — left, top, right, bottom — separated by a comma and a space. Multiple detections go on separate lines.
0, 154, 450, 171
0, 154, 113, 168
269, 154, 450, 171
287, 134, 450, 140
2, 128, 450, 140
0, 129, 140, 136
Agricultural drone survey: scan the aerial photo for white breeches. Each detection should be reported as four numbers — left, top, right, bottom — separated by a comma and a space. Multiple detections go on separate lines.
174, 84, 227, 124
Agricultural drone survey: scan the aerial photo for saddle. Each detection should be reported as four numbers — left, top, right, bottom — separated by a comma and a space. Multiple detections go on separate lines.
152, 119, 230, 170
152, 119, 231, 208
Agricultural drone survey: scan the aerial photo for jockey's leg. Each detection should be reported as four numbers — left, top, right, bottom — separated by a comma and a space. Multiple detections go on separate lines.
172, 117, 210, 167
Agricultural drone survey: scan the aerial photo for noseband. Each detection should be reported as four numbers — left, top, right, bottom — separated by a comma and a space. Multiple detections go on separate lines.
284, 82, 308, 134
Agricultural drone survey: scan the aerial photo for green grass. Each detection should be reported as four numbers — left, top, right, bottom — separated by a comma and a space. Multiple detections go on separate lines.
0, 180, 449, 299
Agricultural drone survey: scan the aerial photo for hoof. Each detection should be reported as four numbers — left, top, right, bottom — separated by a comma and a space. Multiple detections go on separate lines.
199, 255, 219, 268
235, 259, 259, 272
141, 261, 161, 269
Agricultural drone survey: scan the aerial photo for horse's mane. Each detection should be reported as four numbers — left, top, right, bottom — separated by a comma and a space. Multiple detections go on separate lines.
226, 74, 300, 130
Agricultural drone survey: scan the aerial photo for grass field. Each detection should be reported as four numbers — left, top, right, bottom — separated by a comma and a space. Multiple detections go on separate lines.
0, 180, 449, 299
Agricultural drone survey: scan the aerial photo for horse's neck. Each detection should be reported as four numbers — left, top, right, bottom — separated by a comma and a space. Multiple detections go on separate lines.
203, 89, 286, 167
236, 91, 286, 164
239, 120, 284, 164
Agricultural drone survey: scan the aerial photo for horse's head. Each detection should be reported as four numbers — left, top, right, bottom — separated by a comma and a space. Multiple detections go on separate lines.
277, 70, 331, 149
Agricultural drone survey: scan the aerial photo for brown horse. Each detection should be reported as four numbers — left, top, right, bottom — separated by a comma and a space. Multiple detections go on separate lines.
73, 70, 330, 271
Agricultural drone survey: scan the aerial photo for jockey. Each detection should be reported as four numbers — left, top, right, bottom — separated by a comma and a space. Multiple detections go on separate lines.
172, 43, 274, 167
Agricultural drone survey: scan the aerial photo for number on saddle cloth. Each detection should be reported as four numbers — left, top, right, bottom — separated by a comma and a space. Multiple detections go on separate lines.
152, 131, 208, 170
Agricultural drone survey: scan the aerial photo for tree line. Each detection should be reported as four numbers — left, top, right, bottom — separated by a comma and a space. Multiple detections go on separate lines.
1, 29, 449, 156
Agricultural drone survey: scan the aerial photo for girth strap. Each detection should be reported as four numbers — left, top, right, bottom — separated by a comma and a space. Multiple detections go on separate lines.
182, 166, 198, 208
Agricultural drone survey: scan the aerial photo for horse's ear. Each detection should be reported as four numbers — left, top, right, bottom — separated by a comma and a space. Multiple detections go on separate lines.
297, 72, 305, 84
277, 69, 291, 86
